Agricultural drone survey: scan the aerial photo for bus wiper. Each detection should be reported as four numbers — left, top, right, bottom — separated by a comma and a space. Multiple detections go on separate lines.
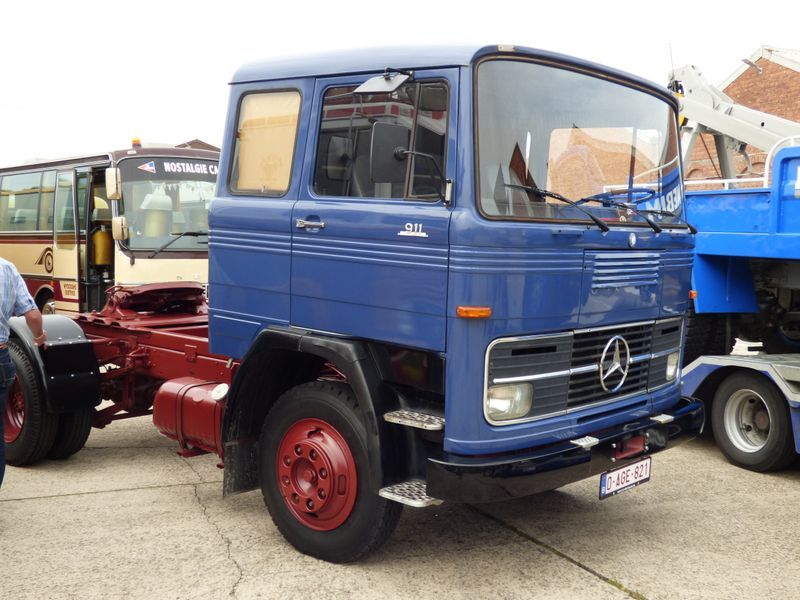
149, 230, 208, 258
504, 184, 610, 232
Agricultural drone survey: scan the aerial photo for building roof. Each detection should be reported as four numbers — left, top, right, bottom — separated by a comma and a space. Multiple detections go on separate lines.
720, 46, 800, 89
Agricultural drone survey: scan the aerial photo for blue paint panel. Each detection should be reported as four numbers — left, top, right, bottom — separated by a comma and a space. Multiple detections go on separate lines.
791, 407, 800, 454
208, 76, 314, 358
691, 254, 757, 313
289, 69, 457, 352
686, 147, 800, 260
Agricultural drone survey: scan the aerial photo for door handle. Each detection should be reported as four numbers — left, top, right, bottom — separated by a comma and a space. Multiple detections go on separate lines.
295, 219, 326, 230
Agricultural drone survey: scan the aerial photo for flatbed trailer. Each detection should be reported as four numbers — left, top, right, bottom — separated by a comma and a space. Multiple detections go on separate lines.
683, 353, 800, 471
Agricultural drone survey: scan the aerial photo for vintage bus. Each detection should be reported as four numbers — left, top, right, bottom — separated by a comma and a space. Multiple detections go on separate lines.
0, 145, 218, 313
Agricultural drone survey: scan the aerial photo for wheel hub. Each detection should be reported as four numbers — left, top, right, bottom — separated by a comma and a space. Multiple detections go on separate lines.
276, 418, 357, 531
724, 389, 771, 452
3, 376, 24, 444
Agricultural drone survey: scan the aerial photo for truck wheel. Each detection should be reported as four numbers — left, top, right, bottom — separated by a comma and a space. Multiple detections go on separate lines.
712, 372, 796, 472
48, 409, 94, 459
259, 381, 402, 562
4, 342, 58, 466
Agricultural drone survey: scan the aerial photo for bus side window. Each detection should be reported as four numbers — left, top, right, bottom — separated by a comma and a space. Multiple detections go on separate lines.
39, 171, 56, 230
0, 172, 43, 231
55, 173, 75, 243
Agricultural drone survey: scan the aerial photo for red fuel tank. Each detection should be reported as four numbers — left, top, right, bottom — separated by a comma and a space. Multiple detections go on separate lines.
152, 377, 227, 456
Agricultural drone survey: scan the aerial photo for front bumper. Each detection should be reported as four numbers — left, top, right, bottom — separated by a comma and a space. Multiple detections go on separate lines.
426, 397, 704, 503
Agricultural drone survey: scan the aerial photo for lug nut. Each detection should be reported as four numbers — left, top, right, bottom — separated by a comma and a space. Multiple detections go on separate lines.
318, 489, 326, 499
294, 445, 303, 456
310, 450, 318, 460
306, 499, 315, 510
281, 476, 290, 486
291, 494, 299, 504
283, 456, 291, 466
319, 468, 328, 479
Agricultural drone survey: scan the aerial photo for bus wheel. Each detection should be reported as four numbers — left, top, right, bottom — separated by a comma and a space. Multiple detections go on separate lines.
259, 381, 402, 563
48, 408, 94, 459
712, 372, 796, 472
37, 291, 56, 315
4, 342, 58, 466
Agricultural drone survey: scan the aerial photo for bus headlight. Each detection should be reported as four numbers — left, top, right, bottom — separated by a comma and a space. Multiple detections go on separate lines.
486, 383, 533, 422
666, 352, 680, 382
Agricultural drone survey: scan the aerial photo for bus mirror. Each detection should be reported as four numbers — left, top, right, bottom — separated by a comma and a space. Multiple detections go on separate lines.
370, 122, 409, 184
111, 216, 128, 241
106, 167, 122, 200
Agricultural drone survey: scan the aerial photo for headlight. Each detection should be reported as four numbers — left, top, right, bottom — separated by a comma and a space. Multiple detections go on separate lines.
666, 352, 680, 382
486, 383, 533, 422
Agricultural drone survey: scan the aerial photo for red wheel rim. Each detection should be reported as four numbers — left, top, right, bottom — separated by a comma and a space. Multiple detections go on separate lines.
3, 376, 25, 444
276, 418, 358, 531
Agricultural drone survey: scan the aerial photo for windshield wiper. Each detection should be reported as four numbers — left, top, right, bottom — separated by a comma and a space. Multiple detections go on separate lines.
504, 184, 610, 232
149, 230, 208, 259
579, 188, 697, 234
580, 197, 663, 233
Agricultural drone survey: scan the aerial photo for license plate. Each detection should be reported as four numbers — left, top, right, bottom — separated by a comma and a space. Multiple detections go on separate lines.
599, 457, 651, 499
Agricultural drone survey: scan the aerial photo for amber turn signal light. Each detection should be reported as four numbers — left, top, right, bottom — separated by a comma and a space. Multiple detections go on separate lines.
456, 306, 492, 319
689, 290, 698, 300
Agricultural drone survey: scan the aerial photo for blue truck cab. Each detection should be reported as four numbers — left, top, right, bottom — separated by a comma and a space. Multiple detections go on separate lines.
209, 45, 703, 561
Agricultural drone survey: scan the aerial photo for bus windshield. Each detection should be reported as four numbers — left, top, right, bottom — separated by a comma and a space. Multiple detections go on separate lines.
476, 59, 684, 227
119, 157, 217, 251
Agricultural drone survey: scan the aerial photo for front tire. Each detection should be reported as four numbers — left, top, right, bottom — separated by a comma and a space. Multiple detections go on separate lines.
711, 372, 796, 471
259, 381, 402, 562
4, 341, 58, 465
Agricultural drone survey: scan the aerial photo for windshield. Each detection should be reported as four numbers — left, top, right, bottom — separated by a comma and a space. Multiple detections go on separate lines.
119, 157, 217, 251
476, 59, 684, 227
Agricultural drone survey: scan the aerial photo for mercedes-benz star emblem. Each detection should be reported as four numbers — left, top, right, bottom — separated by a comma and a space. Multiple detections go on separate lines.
599, 335, 631, 393
628, 233, 637, 248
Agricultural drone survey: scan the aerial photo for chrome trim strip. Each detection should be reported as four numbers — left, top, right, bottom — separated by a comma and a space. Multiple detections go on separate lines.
491, 347, 680, 385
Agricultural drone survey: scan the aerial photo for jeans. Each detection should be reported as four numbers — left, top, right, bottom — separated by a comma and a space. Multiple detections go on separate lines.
0, 347, 15, 489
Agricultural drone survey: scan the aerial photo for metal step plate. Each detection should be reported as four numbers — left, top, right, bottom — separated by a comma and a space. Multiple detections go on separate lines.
379, 479, 443, 507
383, 409, 444, 431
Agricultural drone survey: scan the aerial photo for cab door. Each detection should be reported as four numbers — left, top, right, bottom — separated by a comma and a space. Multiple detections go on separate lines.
52, 170, 82, 313
290, 69, 458, 351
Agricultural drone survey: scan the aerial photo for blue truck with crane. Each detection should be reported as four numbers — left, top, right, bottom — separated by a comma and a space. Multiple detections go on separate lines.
671, 64, 800, 472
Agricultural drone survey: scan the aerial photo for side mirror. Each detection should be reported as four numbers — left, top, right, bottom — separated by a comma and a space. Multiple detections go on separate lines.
111, 215, 128, 241
106, 167, 122, 200
325, 136, 353, 182
370, 122, 409, 184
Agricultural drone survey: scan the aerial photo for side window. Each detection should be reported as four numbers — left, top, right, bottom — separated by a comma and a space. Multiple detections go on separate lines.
0, 172, 43, 231
313, 80, 448, 199
39, 171, 56, 230
230, 90, 301, 195
55, 172, 75, 242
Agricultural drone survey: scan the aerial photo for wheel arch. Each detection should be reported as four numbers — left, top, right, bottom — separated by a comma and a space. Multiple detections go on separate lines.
222, 327, 398, 496
9, 314, 100, 414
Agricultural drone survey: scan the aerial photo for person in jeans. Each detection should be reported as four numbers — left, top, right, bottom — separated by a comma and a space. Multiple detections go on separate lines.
0, 258, 46, 489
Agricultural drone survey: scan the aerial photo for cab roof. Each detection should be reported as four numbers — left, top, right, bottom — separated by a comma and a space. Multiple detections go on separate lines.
231, 44, 671, 103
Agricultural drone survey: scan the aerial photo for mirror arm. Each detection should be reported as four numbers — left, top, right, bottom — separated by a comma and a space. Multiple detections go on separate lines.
395, 149, 451, 205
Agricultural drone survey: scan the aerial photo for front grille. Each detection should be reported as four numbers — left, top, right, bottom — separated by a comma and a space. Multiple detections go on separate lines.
568, 323, 654, 409
485, 318, 683, 424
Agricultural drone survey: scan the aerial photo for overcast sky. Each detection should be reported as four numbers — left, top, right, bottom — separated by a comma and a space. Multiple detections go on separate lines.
1, 0, 798, 167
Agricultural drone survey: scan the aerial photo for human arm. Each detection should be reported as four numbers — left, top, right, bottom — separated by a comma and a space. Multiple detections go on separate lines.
23, 308, 46, 346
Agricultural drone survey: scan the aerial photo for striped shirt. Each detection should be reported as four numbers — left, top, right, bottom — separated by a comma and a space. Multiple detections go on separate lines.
0, 257, 37, 343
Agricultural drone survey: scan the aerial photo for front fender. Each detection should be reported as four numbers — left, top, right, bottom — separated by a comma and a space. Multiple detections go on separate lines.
9, 315, 100, 413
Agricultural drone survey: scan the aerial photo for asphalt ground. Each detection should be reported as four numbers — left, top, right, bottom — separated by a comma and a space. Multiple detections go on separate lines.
1, 418, 798, 600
